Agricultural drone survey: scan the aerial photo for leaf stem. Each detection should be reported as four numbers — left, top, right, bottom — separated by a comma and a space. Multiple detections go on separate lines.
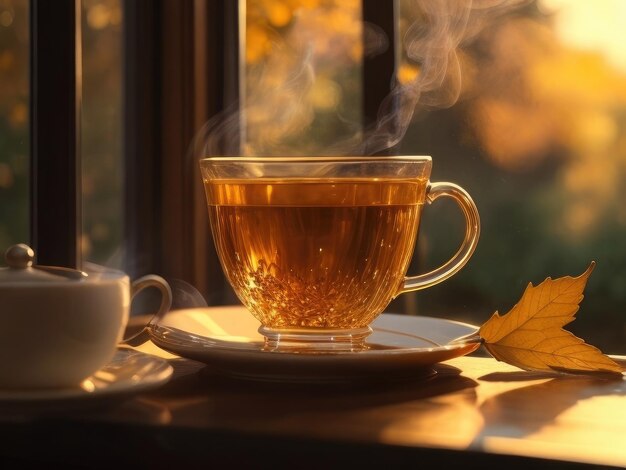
450, 331, 484, 345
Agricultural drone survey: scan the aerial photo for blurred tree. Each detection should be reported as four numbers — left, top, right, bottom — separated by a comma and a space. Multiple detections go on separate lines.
81, 0, 123, 266
400, 0, 626, 352
0, 0, 28, 250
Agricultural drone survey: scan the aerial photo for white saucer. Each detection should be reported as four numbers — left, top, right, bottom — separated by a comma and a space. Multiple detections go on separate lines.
0, 349, 173, 408
148, 306, 480, 383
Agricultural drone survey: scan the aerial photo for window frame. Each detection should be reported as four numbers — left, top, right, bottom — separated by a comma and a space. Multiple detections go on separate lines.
29, 0, 397, 302
30, 0, 82, 268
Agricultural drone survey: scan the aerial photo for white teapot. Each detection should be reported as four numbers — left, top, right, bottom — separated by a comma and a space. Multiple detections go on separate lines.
0, 244, 171, 389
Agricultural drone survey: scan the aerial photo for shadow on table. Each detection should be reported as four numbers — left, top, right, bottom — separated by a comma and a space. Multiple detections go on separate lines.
129, 360, 479, 435
472, 372, 626, 447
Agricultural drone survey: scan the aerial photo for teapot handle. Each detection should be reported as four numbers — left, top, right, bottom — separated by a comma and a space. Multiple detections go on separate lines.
122, 275, 172, 347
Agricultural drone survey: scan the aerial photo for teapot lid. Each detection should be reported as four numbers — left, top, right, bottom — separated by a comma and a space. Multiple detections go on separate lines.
0, 244, 88, 283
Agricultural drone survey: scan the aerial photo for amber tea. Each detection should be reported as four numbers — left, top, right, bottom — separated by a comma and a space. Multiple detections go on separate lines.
200, 156, 479, 352
204, 178, 428, 330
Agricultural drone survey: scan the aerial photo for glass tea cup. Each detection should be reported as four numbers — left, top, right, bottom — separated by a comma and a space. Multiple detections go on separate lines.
200, 156, 480, 352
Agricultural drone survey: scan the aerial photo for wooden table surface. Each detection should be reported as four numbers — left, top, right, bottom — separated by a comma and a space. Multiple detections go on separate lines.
1, 340, 625, 468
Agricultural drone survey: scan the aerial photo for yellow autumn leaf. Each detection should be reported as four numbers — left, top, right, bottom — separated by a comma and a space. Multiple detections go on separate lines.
479, 262, 625, 375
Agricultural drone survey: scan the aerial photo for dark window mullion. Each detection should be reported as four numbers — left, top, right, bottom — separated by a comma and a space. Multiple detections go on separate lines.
362, 0, 397, 155
30, 0, 81, 268
123, 0, 162, 279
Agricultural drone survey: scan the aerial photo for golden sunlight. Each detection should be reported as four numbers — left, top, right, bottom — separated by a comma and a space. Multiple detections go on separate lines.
540, 0, 626, 73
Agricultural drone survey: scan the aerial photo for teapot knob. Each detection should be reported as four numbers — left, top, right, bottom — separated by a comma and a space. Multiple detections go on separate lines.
5, 244, 35, 269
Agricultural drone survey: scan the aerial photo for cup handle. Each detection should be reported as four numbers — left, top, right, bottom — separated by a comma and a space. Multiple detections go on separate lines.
122, 275, 173, 346
398, 182, 480, 295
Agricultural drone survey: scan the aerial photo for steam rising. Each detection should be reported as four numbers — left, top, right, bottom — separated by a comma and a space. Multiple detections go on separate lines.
192, 0, 529, 158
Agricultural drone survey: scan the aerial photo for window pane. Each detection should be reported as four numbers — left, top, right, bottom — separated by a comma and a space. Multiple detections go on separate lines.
81, 0, 124, 267
399, 0, 626, 353
0, 0, 28, 250
244, 0, 362, 154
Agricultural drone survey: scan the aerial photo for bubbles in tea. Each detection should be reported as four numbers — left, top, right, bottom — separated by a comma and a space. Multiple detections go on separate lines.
204, 178, 427, 329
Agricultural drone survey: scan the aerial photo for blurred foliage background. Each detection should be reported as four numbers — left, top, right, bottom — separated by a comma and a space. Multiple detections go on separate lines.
0, 0, 28, 250
398, 0, 626, 352
80, 0, 123, 267
244, 0, 363, 155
